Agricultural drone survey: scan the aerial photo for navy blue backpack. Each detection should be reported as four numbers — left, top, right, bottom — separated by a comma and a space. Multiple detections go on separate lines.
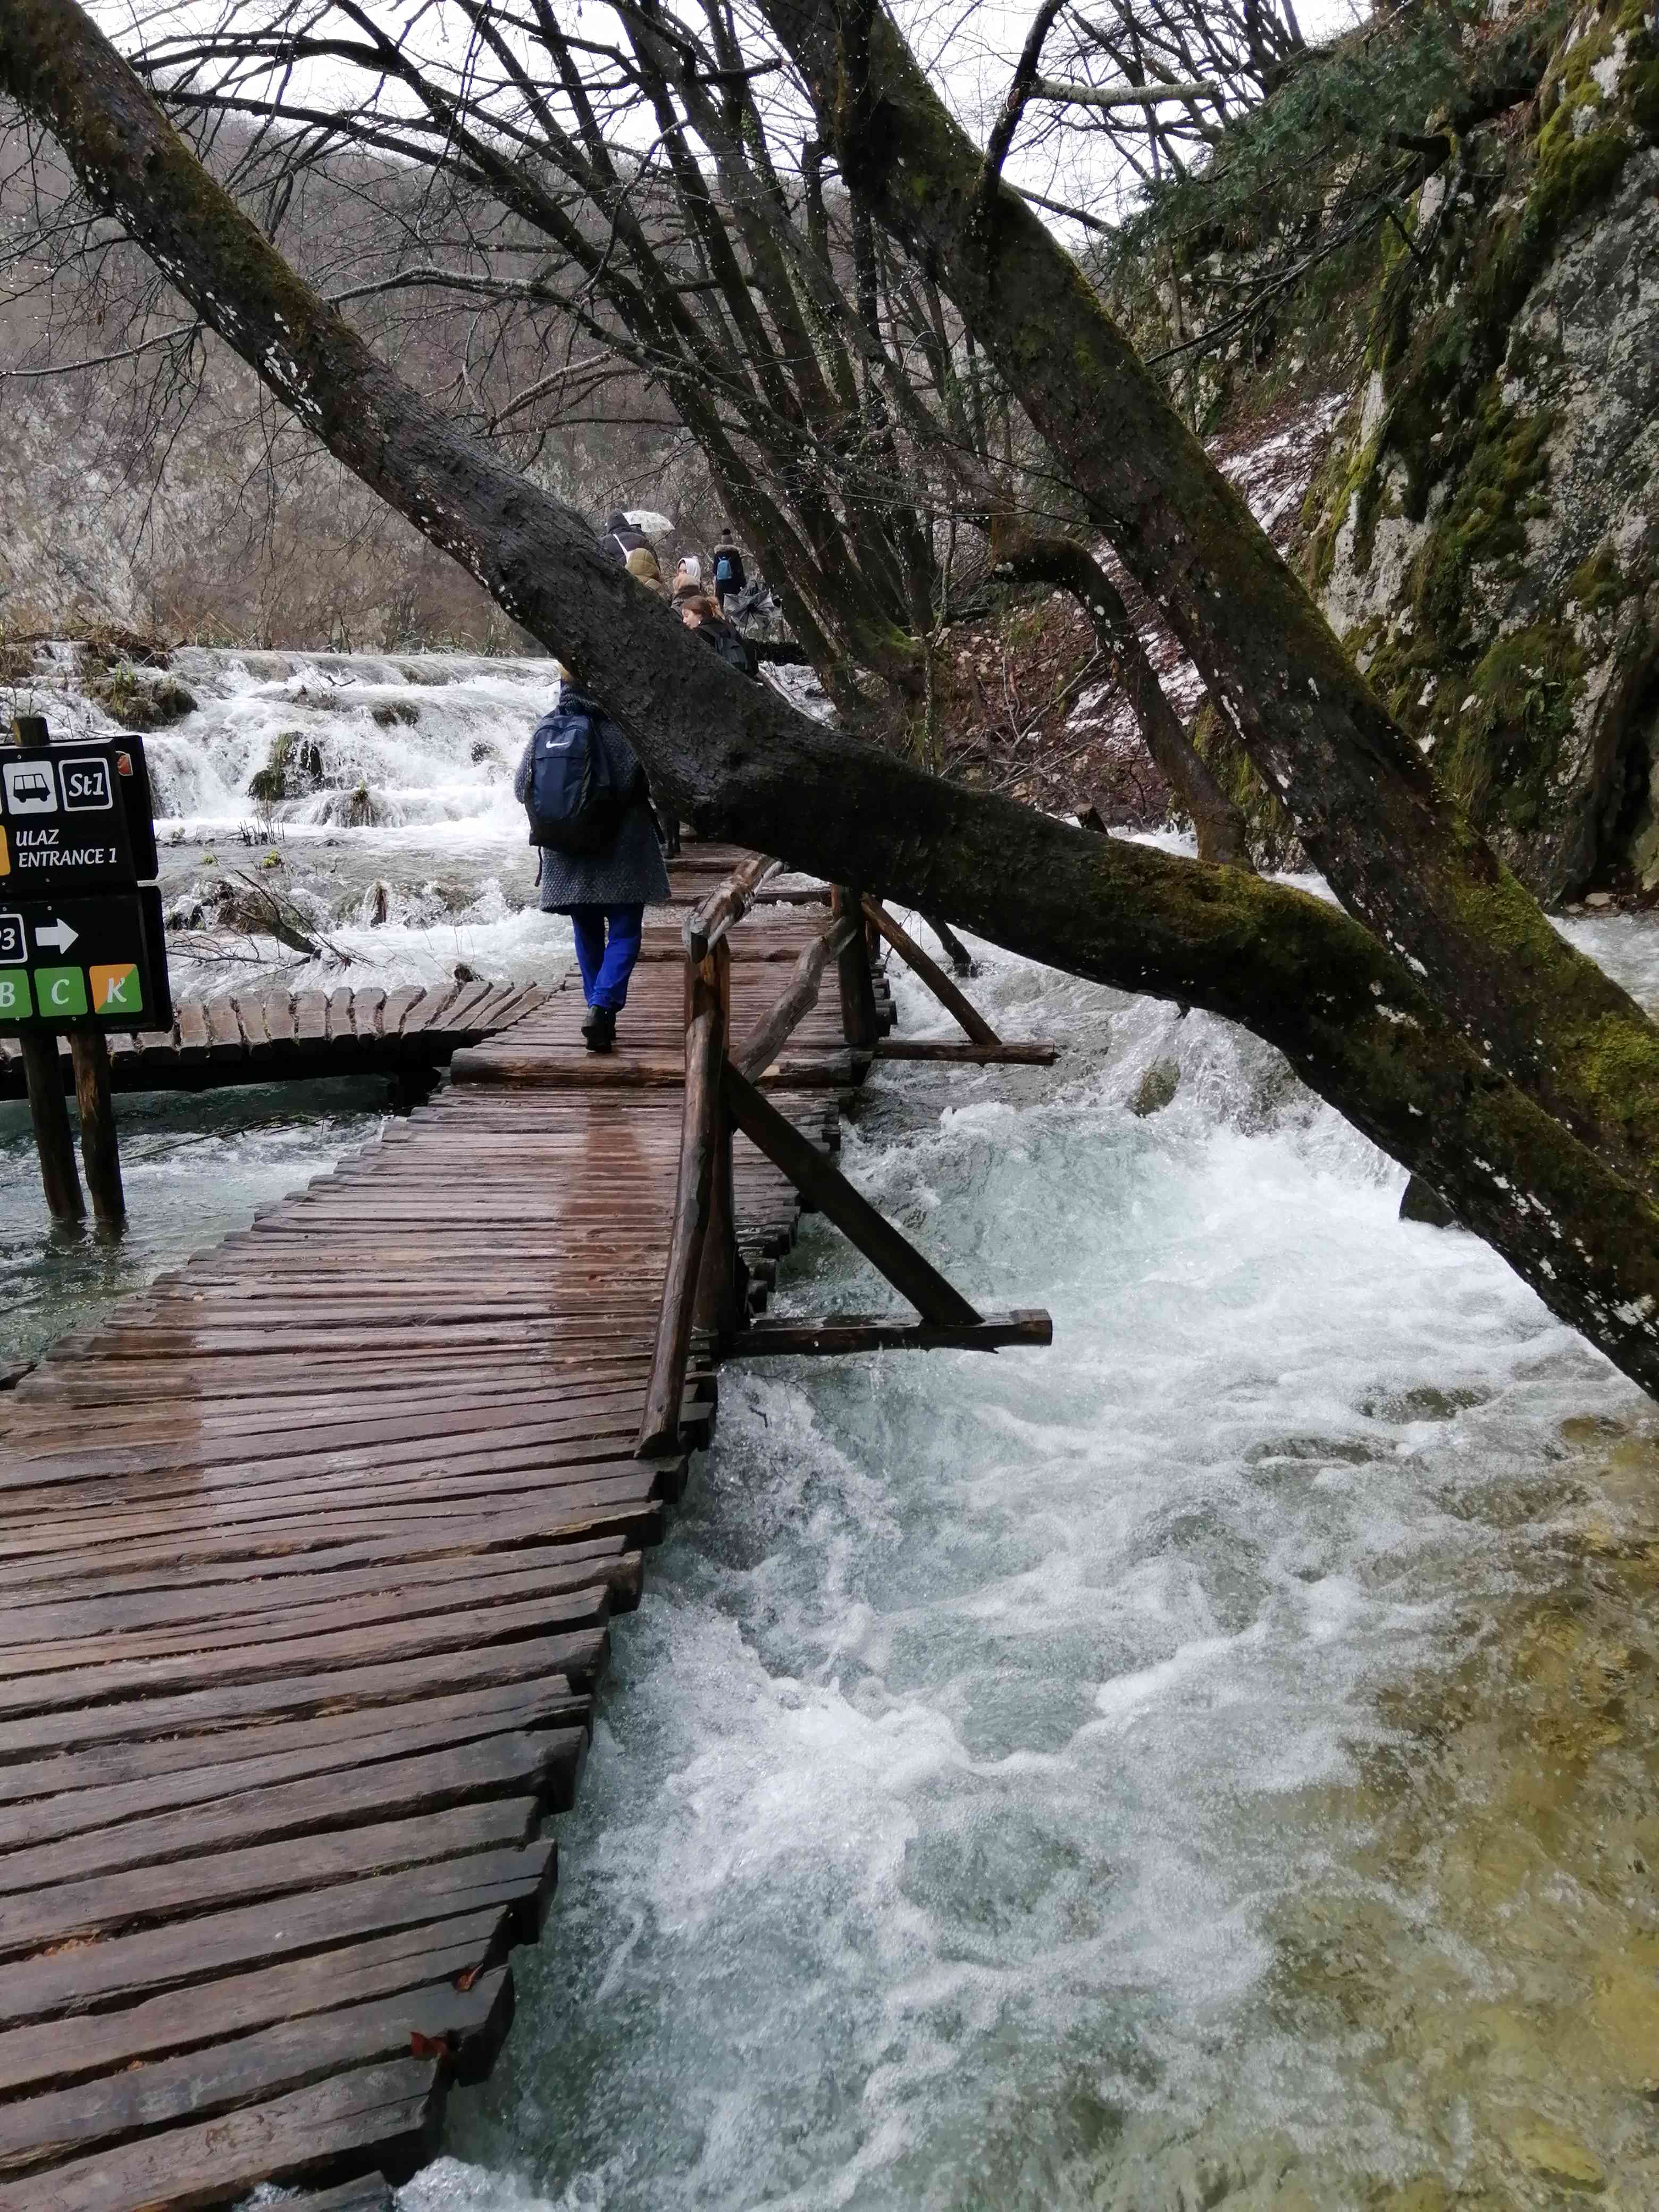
524, 693, 626, 852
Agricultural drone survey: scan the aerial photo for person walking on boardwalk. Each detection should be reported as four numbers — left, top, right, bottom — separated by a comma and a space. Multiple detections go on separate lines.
515, 668, 671, 1053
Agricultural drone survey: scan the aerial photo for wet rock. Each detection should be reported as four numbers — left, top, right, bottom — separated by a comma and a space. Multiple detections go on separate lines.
1506, 2115, 1606, 2191
88, 665, 197, 731
1128, 1058, 1180, 1116
1400, 1173, 1460, 1227
248, 731, 324, 804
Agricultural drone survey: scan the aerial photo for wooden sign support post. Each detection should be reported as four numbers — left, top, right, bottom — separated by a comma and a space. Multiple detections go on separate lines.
18, 1034, 83, 1224
2, 714, 167, 1229
70, 1028, 125, 1227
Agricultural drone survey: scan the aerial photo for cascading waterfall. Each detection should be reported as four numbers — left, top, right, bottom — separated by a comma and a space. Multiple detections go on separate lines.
6, 649, 1658, 2208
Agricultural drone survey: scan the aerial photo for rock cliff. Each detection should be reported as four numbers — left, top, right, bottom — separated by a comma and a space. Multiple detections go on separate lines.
1303, 0, 1659, 904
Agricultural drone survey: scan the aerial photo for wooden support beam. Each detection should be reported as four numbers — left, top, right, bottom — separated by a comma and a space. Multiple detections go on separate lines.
874, 1039, 1057, 1065
721, 1061, 982, 1326
738, 1310, 1052, 1356
734, 912, 859, 1079
19, 1035, 83, 1225
862, 900, 1001, 1049
71, 1030, 125, 1228
832, 887, 881, 1051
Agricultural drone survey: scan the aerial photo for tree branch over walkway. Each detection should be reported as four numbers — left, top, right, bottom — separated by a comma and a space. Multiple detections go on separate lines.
749, 0, 1659, 1205
7, 0, 1659, 1396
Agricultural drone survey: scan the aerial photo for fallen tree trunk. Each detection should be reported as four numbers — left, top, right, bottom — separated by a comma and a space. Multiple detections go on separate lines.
10, 0, 1659, 1396
750, 0, 1659, 1201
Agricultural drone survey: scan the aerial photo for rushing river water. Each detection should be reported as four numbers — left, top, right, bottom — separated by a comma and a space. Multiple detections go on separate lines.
10, 651, 1659, 2210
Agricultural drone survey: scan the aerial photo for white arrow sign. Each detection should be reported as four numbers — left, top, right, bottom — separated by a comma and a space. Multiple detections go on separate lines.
33, 918, 79, 955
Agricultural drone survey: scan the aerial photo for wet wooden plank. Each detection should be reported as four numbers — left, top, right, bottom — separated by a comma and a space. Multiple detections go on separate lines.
0, 1969, 510, 2179
0, 1794, 549, 1961
0, 1729, 587, 1897
3, 1840, 557, 2024
0, 2057, 442, 2212
0, 1916, 504, 2099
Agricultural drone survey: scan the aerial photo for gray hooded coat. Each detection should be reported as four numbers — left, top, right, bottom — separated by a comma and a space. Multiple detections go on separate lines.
514, 699, 672, 910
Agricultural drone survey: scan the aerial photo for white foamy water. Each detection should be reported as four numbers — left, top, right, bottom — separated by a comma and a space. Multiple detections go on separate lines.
10, 650, 1659, 2205
402, 935, 1659, 2210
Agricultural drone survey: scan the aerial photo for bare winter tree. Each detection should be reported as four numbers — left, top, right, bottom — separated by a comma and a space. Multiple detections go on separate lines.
0, 0, 1259, 848
7, 0, 1659, 1411
984, 0, 1306, 205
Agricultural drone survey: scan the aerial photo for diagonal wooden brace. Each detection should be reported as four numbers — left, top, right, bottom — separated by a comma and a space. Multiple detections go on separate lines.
861, 900, 1001, 1049
721, 1061, 982, 1327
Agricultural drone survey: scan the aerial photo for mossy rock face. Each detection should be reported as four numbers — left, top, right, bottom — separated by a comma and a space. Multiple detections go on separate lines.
246, 730, 325, 805
88, 665, 198, 732
1304, 0, 1659, 904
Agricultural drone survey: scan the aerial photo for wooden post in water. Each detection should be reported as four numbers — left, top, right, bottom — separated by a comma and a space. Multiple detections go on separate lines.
832, 886, 880, 1050
19, 1035, 84, 1224
70, 1028, 125, 1227
693, 936, 747, 1339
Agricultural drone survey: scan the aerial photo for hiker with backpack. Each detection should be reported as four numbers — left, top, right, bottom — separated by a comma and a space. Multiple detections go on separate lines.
600, 511, 653, 569
514, 669, 671, 1053
680, 592, 759, 680
711, 525, 747, 616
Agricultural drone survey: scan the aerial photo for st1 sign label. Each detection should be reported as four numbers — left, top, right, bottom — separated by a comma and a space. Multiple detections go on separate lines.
0, 889, 172, 1032
0, 740, 157, 893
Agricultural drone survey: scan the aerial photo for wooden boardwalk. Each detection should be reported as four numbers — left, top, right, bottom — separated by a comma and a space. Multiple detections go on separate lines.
0, 853, 891, 2208
0, 979, 556, 1099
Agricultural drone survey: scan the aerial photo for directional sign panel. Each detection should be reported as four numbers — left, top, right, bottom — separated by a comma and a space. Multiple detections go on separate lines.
0, 739, 157, 894
0, 889, 172, 1033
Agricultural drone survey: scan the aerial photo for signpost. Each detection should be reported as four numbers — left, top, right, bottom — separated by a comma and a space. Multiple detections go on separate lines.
3, 714, 171, 1227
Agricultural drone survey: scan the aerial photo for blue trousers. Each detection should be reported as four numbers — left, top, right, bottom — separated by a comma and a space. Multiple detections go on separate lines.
569, 902, 644, 1011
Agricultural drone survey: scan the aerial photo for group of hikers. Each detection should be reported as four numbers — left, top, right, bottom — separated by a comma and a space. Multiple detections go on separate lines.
512, 513, 757, 1054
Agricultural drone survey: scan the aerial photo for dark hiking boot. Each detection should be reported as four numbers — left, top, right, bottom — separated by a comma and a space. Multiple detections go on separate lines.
583, 1006, 616, 1053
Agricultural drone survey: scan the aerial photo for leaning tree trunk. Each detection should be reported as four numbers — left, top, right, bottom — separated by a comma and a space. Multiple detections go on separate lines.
749, 0, 1659, 1203
10, 0, 1659, 1400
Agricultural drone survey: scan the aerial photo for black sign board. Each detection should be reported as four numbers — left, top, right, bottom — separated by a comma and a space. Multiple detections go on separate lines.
0, 738, 158, 894
0, 887, 172, 1034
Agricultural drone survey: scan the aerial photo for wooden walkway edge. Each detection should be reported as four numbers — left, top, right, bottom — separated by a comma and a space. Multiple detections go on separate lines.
0, 851, 900, 2208
0, 979, 556, 1099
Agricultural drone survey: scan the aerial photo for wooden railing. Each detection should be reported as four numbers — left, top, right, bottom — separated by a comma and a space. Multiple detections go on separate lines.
635, 864, 1052, 1456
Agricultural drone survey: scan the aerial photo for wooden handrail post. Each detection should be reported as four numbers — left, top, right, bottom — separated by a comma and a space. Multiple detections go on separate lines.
832, 886, 880, 1050
19, 1034, 83, 1225
693, 937, 747, 1340
638, 936, 746, 1455
71, 1028, 125, 1228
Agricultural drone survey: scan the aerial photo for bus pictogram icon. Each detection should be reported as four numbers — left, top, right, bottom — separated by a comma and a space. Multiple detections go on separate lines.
3, 761, 55, 815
